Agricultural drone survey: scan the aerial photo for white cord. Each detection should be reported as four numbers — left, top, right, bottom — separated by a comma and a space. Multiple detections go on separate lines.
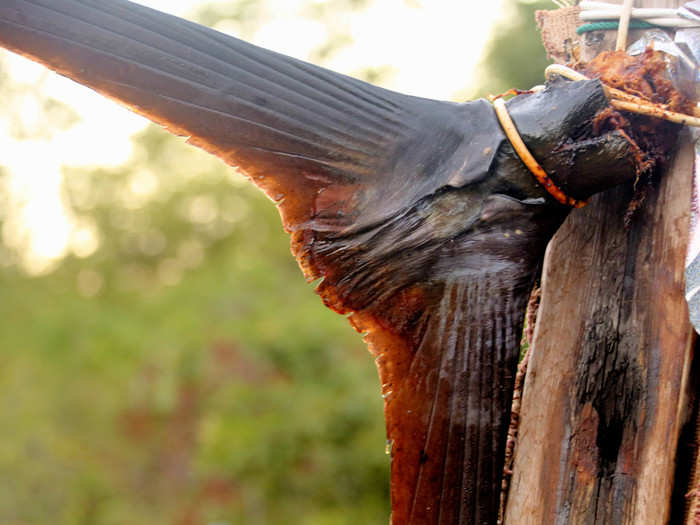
551, 0, 575, 8
580, 2, 676, 17
581, 8, 678, 19
579, 1, 700, 28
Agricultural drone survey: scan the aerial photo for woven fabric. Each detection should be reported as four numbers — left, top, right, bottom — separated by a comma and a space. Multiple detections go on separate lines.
535, 6, 583, 64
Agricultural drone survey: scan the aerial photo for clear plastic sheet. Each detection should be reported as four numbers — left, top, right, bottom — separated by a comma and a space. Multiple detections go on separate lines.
623, 27, 700, 332
647, 26, 700, 332
628, 29, 700, 100
685, 133, 700, 331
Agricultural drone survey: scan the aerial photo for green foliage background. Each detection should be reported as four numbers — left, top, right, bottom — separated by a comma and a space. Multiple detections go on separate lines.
0, 1, 550, 523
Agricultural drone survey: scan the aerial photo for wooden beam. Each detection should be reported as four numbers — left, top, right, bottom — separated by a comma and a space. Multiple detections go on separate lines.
504, 1, 697, 523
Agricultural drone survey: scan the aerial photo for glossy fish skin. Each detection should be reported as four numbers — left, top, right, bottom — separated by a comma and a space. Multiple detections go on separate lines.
0, 1, 657, 523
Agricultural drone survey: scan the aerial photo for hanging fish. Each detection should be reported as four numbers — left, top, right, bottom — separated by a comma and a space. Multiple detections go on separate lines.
0, 1, 680, 523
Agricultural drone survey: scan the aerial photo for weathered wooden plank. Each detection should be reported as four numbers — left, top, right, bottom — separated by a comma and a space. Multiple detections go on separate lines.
504, 1, 697, 522
505, 124, 695, 525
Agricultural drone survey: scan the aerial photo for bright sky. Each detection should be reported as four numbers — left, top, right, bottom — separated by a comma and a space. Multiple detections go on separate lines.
0, 0, 504, 274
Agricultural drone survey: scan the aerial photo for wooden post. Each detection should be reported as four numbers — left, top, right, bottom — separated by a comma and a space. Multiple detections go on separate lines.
504, 1, 697, 523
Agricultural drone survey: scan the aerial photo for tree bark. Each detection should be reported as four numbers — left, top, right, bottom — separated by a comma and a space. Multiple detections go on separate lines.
504, 1, 697, 523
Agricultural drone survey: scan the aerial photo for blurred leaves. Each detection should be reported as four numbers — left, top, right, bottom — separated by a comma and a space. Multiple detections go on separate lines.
192, 0, 265, 38
0, 60, 80, 141
467, 0, 553, 99
0, 122, 388, 524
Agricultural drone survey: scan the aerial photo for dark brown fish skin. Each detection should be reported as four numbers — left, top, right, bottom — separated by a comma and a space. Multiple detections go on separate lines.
503, 79, 646, 201
309, 81, 655, 525
0, 2, 677, 524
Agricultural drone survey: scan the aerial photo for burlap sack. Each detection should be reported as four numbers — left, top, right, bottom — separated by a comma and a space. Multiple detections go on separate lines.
535, 6, 582, 64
